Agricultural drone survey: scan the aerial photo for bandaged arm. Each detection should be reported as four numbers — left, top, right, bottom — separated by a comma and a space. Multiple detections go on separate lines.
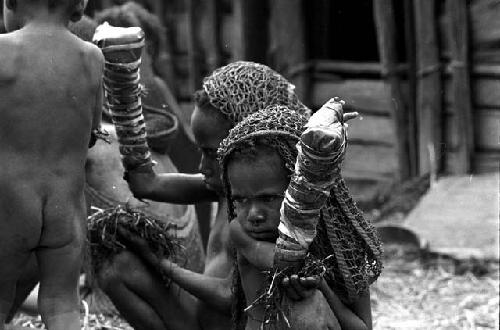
274, 97, 346, 270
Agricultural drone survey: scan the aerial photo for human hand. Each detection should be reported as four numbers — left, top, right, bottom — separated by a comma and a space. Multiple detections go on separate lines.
282, 274, 322, 301
117, 226, 160, 269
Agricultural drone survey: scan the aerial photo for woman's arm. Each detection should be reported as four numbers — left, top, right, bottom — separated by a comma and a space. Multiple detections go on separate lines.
158, 259, 232, 314
117, 227, 232, 313
319, 279, 372, 330
229, 220, 275, 270
126, 170, 218, 204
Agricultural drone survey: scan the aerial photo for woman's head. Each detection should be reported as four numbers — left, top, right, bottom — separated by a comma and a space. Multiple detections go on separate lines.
200, 61, 310, 125
191, 61, 310, 194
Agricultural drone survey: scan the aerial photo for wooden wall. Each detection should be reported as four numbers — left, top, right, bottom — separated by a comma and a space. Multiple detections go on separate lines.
311, 72, 401, 205
441, 0, 500, 174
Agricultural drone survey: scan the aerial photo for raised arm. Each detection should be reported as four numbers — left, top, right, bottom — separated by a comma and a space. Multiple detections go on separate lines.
229, 219, 275, 270
125, 170, 218, 204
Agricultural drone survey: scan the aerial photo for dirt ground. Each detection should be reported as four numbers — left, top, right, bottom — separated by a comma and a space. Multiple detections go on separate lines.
10, 176, 499, 329
11, 249, 499, 330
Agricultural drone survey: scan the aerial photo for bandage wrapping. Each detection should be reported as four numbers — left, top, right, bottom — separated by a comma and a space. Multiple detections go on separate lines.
94, 23, 153, 172
274, 99, 347, 270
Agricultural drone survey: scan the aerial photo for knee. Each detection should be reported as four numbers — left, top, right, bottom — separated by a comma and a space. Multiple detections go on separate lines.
96, 251, 144, 291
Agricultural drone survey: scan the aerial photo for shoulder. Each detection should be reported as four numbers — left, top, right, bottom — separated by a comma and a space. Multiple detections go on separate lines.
0, 34, 21, 79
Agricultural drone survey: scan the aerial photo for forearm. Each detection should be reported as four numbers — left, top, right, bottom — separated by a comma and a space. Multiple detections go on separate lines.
159, 260, 232, 314
230, 221, 274, 270
130, 172, 218, 203
319, 280, 371, 330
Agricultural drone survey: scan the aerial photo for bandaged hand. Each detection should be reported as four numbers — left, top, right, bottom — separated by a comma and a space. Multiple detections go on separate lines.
301, 97, 349, 155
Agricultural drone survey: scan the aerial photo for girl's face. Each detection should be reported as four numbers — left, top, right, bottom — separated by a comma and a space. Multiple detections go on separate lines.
191, 105, 232, 194
227, 147, 289, 242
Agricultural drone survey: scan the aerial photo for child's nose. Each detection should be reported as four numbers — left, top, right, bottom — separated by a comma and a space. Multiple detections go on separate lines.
247, 204, 265, 226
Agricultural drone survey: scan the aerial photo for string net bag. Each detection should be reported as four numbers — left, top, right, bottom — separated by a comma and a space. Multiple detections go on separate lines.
202, 61, 311, 125
218, 104, 383, 329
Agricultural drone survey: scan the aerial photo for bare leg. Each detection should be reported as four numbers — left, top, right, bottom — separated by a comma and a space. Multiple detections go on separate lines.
35, 195, 86, 330
6, 254, 39, 322
98, 251, 199, 330
0, 250, 31, 330
36, 238, 83, 330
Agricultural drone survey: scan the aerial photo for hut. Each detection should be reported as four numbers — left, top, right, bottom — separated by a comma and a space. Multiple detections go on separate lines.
87, 0, 499, 206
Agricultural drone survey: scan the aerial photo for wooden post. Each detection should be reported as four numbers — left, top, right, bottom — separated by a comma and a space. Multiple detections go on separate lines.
403, 0, 419, 177
373, 0, 411, 181
414, 0, 442, 176
268, 0, 309, 103
186, 0, 202, 93
205, 0, 223, 71
232, 0, 269, 62
447, 0, 473, 173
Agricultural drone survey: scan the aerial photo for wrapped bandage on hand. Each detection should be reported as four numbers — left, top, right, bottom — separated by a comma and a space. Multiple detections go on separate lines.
275, 97, 348, 270
93, 22, 153, 173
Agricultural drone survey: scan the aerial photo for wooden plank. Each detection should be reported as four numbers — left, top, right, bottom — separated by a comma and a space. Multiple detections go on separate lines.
312, 79, 392, 114
476, 110, 500, 151
313, 61, 408, 76
347, 115, 396, 146
414, 0, 443, 175
446, 0, 474, 173
445, 76, 500, 108
342, 144, 398, 179
444, 108, 500, 151
470, 0, 500, 49
473, 152, 500, 173
373, 0, 410, 180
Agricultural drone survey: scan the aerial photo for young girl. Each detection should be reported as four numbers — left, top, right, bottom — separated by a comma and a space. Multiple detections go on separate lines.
217, 102, 383, 329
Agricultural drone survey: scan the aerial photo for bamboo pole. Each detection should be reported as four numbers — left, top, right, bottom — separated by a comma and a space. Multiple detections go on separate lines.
373, 0, 411, 181
232, 0, 268, 62
414, 0, 442, 176
403, 0, 419, 177
447, 0, 473, 173
205, 0, 222, 71
269, 0, 309, 103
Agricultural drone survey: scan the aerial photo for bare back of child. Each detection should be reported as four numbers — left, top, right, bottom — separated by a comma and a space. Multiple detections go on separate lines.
0, 1, 102, 329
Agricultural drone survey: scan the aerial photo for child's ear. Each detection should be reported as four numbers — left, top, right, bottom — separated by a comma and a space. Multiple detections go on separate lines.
69, 0, 86, 23
5, 0, 16, 11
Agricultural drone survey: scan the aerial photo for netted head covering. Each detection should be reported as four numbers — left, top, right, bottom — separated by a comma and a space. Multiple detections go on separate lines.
202, 61, 311, 124
219, 105, 383, 309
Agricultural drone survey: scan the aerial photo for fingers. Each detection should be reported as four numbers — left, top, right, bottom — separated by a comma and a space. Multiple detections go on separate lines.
116, 227, 159, 266
282, 275, 320, 301
283, 276, 301, 301
298, 275, 321, 289
343, 111, 359, 122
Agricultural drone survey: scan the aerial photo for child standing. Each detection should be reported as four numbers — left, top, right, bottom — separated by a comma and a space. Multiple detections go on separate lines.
0, 1, 102, 329
218, 103, 383, 329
